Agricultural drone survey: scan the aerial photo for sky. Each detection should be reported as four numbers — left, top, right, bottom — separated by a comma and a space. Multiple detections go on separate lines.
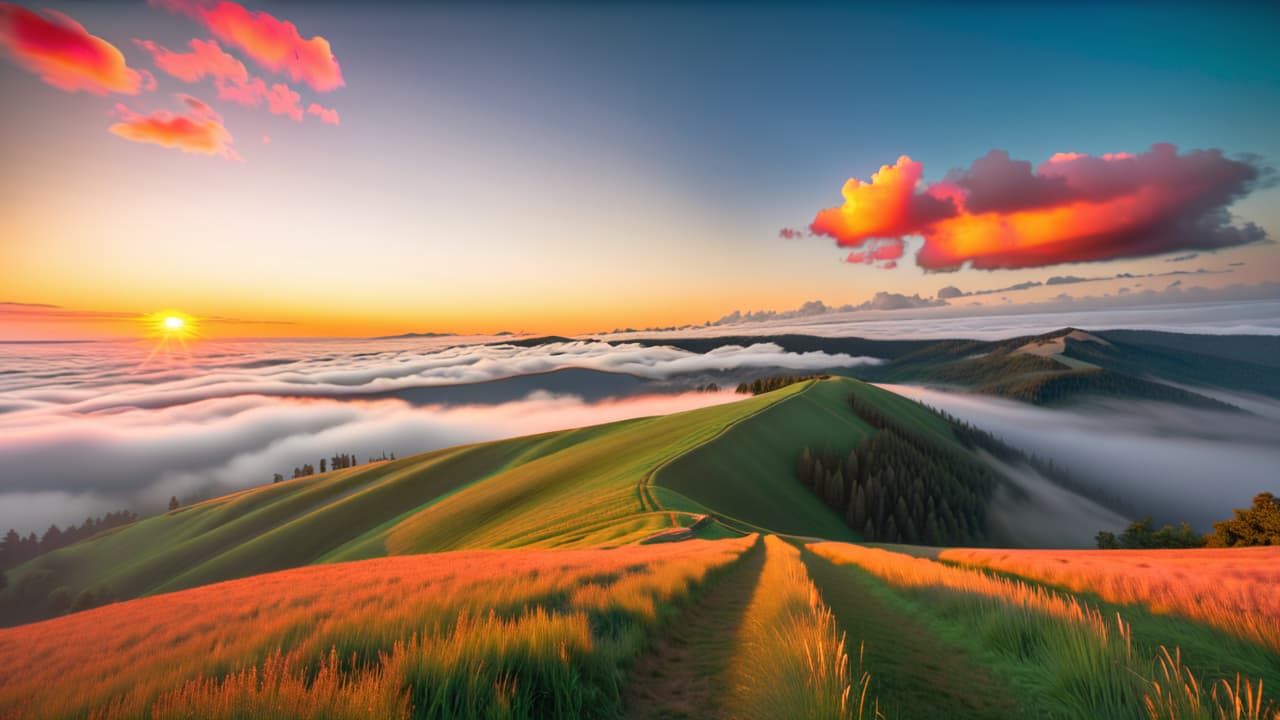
2, 0, 1279, 340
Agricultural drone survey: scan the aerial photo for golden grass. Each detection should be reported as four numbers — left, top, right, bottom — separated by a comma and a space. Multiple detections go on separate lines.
810, 542, 1279, 720
0, 538, 753, 719
725, 536, 878, 720
939, 547, 1280, 654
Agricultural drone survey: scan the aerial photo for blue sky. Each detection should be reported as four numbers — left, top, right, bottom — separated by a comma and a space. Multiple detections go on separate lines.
1, 0, 1277, 337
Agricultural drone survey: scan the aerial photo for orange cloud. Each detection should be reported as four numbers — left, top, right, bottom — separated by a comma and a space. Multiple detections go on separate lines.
134, 37, 247, 84
109, 95, 240, 160
0, 4, 145, 94
808, 144, 1269, 271
307, 102, 339, 126
152, 0, 343, 92
810, 156, 956, 245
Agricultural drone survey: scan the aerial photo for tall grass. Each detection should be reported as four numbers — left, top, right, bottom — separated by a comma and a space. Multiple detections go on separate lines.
939, 547, 1280, 654
809, 542, 1278, 720
0, 538, 753, 719
725, 536, 878, 720
1143, 646, 1277, 720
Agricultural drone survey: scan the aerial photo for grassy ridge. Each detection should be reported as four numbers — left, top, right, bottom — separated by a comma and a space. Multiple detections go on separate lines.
8, 382, 836, 606
654, 378, 872, 539
381, 386, 808, 553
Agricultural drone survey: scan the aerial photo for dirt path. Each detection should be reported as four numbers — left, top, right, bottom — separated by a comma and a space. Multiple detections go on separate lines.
622, 537, 767, 719
801, 548, 1021, 720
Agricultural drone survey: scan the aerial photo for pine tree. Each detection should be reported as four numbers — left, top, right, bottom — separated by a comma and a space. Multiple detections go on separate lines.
853, 486, 868, 531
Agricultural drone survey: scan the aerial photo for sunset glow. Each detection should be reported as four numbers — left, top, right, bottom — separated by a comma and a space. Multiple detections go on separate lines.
1, 4, 1277, 718
0, 2, 1273, 341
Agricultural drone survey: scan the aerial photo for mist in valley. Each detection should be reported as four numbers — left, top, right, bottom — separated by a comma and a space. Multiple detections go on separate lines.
881, 383, 1280, 532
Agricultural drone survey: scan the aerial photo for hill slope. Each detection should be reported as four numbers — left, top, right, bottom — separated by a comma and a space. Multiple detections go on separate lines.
860, 327, 1265, 407
3, 380, 855, 618
0, 375, 1132, 628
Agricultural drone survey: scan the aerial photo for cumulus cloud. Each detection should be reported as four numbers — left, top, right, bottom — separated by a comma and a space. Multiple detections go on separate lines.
778, 227, 805, 239
0, 4, 146, 94
134, 37, 247, 84
710, 295, 944, 326
307, 102, 339, 125
109, 94, 240, 160
807, 144, 1269, 271
810, 155, 956, 244
133, 37, 315, 123
152, 0, 344, 92
859, 291, 942, 311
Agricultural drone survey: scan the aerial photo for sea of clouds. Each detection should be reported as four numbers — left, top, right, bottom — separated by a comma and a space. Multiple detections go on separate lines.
0, 338, 876, 533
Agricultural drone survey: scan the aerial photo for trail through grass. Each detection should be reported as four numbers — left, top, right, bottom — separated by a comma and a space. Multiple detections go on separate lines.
623, 537, 767, 719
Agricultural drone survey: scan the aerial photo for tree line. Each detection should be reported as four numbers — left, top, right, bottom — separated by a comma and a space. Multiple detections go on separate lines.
0, 510, 138, 573
274, 451, 396, 483
736, 374, 829, 396
793, 392, 998, 545
1097, 493, 1280, 549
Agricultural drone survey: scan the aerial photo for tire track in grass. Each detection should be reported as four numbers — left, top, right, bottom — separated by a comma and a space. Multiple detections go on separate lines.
623, 537, 767, 719
801, 547, 1020, 720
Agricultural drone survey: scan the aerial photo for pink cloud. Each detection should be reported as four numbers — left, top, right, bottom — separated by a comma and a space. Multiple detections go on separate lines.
307, 102, 339, 125
152, 0, 343, 92
133, 37, 247, 84
0, 4, 146, 94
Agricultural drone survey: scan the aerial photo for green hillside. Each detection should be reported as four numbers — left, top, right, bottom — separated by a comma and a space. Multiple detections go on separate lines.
2, 376, 1026, 628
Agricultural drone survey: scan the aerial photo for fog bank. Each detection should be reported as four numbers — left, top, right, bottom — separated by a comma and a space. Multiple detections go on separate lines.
879, 384, 1280, 531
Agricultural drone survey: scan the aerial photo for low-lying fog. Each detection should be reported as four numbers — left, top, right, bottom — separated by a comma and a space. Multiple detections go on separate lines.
880, 383, 1280, 533
0, 337, 876, 534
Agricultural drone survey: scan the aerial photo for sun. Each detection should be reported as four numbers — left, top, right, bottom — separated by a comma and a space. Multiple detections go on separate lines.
141, 310, 200, 341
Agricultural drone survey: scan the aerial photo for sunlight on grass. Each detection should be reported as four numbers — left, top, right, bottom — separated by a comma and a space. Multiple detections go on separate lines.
0, 538, 753, 719
939, 547, 1280, 655
809, 542, 1279, 720
726, 536, 879, 720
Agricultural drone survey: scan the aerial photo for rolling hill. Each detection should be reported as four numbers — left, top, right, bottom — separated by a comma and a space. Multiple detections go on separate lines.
1, 376, 1278, 718
856, 327, 1273, 407
1, 380, 845, 619
1, 376, 1085, 627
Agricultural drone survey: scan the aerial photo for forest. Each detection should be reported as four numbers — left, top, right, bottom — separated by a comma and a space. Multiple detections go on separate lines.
793, 392, 998, 545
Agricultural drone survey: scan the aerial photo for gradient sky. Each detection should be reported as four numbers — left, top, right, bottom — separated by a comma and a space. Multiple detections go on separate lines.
2, 0, 1278, 340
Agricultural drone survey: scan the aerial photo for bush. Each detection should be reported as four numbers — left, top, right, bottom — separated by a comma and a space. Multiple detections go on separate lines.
1207, 492, 1280, 547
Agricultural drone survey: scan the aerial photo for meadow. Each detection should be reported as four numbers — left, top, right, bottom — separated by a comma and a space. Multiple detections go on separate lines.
3, 377, 1277, 719
939, 547, 1280, 654
0, 539, 755, 719
809, 542, 1280, 719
